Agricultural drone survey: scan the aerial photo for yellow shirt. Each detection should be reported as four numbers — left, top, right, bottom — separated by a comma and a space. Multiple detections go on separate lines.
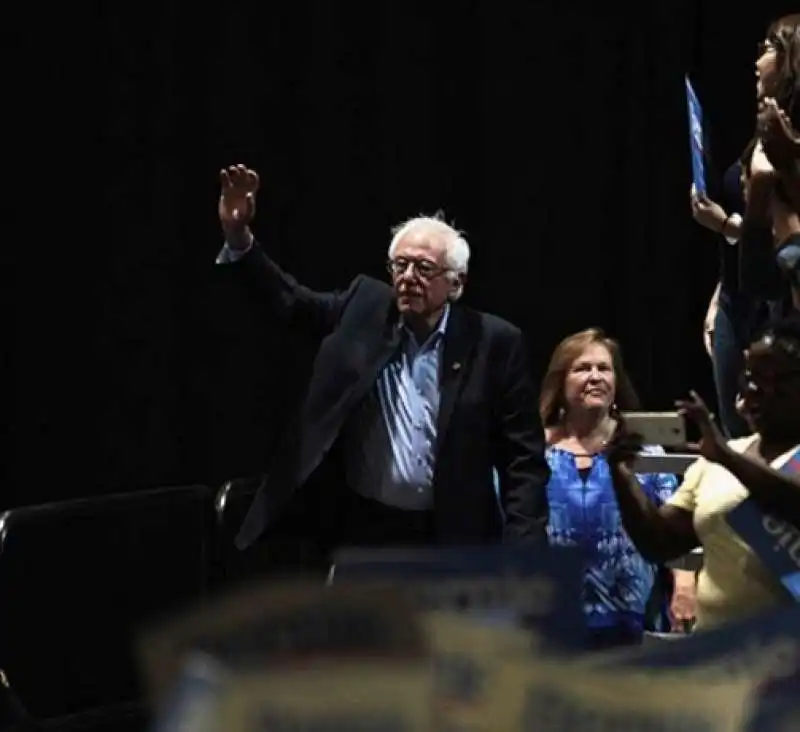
667, 435, 798, 630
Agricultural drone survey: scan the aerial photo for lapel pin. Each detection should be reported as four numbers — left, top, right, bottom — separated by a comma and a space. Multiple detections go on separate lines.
452, 362, 461, 371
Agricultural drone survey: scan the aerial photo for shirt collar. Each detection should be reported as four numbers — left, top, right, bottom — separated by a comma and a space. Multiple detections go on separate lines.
433, 303, 451, 336
401, 303, 451, 346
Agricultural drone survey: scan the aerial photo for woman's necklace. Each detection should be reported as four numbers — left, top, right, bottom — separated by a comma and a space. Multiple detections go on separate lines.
594, 418, 617, 451
568, 417, 616, 457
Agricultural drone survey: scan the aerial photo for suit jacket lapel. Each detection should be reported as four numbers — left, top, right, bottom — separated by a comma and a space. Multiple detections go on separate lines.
436, 307, 478, 452
342, 307, 403, 409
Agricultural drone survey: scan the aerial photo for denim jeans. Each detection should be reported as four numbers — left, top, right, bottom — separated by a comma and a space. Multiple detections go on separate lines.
776, 236, 800, 289
712, 290, 758, 439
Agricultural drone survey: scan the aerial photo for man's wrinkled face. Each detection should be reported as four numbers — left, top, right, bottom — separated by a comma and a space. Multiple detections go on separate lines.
388, 230, 457, 317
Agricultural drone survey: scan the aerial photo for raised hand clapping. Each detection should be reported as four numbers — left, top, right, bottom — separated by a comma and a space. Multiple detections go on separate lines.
758, 97, 800, 173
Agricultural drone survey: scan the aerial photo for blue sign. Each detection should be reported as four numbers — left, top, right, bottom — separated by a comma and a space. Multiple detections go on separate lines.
726, 447, 800, 602
727, 504, 800, 602
330, 544, 586, 653
685, 76, 706, 196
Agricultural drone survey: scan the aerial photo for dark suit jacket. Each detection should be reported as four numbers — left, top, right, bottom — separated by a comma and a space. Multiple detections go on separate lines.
231, 243, 549, 550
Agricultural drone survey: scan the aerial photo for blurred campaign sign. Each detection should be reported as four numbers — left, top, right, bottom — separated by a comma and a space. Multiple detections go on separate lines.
588, 603, 800, 731
685, 76, 707, 196
726, 447, 800, 602
151, 653, 230, 732
212, 662, 432, 732
329, 544, 586, 652
423, 611, 535, 730
495, 657, 753, 732
139, 581, 427, 706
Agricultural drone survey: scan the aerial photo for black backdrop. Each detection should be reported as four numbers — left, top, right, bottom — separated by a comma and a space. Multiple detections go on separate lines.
9, 1, 799, 508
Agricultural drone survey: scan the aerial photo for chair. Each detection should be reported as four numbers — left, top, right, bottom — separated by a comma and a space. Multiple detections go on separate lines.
0, 484, 215, 731
213, 477, 260, 585
214, 475, 336, 583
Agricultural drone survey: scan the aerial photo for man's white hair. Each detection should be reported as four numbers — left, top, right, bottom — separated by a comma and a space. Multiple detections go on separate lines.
387, 213, 470, 301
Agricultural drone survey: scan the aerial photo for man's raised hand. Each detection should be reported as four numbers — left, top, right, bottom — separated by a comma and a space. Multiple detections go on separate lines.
219, 164, 260, 250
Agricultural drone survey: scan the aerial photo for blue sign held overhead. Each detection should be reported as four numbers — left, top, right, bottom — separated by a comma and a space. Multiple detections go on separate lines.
685, 76, 706, 197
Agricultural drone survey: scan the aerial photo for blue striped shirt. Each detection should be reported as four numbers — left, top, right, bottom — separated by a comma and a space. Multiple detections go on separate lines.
342, 306, 450, 511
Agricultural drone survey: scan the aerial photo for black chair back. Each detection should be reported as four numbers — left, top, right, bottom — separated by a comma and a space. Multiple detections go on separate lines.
213, 477, 260, 584
0, 484, 214, 725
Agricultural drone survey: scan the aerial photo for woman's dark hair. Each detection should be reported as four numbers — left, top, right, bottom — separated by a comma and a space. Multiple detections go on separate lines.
753, 313, 800, 361
764, 14, 800, 128
741, 16, 800, 185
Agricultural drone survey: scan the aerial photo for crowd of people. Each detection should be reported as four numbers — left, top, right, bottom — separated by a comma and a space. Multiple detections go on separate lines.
215, 15, 800, 652
3, 12, 798, 732
693, 13, 800, 438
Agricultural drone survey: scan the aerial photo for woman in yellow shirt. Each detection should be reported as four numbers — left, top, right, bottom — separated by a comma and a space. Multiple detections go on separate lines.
606, 316, 800, 630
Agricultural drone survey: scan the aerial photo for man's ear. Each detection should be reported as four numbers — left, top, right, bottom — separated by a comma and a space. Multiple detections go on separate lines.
448, 272, 466, 301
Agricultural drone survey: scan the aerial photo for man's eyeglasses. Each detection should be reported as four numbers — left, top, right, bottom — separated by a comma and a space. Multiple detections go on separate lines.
386, 257, 448, 280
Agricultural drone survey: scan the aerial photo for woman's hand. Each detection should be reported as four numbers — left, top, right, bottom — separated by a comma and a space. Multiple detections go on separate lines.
750, 139, 776, 178
689, 185, 728, 234
676, 390, 729, 465
758, 97, 800, 172
669, 569, 697, 632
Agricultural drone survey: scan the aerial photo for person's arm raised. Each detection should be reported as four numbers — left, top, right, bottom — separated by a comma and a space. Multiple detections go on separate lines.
689, 186, 742, 241
677, 391, 800, 530
216, 164, 360, 338
605, 430, 700, 563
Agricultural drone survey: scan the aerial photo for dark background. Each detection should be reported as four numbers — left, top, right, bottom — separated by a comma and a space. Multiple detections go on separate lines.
9, 1, 799, 509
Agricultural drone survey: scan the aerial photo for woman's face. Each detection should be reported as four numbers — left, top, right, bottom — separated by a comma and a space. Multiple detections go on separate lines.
740, 344, 800, 436
563, 343, 616, 415
755, 39, 779, 101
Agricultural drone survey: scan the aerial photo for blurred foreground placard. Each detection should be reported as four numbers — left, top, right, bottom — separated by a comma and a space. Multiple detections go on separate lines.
583, 604, 800, 731
496, 657, 754, 732
330, 545, 585, 652
142, 548, 798, 730
214, 661, 433, 732
139, 581, 427, 704
423, 612, 753, 731
153, 641, 756, 732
